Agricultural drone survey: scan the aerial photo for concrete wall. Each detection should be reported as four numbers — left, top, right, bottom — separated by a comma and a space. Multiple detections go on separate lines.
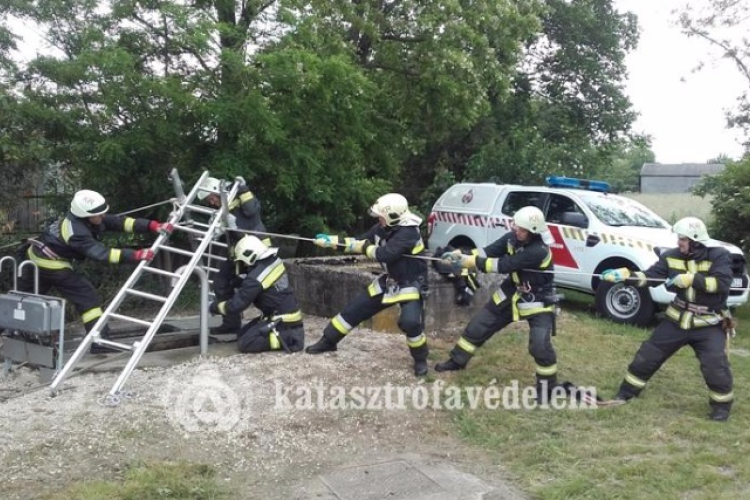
286, 256, 504, 338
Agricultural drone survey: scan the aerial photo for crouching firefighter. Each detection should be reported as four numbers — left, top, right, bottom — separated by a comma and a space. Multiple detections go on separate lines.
601, 216, 735, 421
307, 193, 431, 377
432, 245, 481, 307
434, 206, 564, 402
209, 235, 304, 353
197, 176, 271, 335
17, 190, 171, 350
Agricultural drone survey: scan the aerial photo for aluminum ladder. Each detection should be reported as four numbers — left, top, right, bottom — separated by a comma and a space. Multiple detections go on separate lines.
49, 169, 237, 403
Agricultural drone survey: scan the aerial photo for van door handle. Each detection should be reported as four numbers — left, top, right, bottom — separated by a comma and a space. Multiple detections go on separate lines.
586, 235, 600, 247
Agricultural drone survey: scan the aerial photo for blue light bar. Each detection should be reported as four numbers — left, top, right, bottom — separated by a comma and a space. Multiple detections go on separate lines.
545, 176, 611, 193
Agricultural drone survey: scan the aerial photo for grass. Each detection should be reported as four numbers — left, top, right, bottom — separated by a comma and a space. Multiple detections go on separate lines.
41, 461, 229, 500
623, 193, 713, 224
437, 293, 750, 500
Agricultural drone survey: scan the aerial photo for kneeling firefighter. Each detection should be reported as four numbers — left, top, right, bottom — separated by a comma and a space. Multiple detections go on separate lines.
209, 235, 304, 353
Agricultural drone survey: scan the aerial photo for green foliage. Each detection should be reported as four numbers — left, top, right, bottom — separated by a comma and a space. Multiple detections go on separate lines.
693, 157, 750, 251
595, 136, 655, 192
42, 461, 228, 500
678, 0, 750, 145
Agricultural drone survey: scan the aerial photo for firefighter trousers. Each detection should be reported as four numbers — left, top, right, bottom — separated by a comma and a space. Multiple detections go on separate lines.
237, 317, 305, 353
18, 267, 103, 333
618, 319, 733, 410
321, 289, 428, 361
449, 299, 558, 382
212, 259, 242, 329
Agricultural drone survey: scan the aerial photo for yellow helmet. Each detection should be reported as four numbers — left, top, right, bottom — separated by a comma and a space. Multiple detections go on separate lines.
513, 206, 547, 234
234, 235, 276, 266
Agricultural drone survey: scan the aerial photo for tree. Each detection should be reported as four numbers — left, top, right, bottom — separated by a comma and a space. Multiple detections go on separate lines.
693, 158, 750, 252
678, 0, 750, 144
595, 136, 655, 193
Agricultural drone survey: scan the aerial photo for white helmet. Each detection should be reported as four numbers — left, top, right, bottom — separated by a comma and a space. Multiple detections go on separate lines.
197, 177, 222, 201
369, 193, 410, 226
70, 190, 109, 218
513, 206, 547, 234
234, 235, 277, 266
673, 216, 709, 242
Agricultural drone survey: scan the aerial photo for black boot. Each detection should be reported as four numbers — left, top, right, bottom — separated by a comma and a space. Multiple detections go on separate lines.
709, 404, 731, 422
414, 360, 428, 377
434, 358, 464, 372
210, 322, 241, 335
305, 336, 338, 354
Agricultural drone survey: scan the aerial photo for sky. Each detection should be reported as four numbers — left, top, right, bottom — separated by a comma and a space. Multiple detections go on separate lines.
614, 0, 747, 163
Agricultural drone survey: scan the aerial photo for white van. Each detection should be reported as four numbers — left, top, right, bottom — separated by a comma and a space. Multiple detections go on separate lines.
426, 177, 749, 326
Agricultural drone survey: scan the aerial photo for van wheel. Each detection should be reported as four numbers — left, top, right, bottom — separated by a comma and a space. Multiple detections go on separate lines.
595, 282, 654, 327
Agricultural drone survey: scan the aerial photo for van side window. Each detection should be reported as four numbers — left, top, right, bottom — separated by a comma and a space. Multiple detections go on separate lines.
501, 191, 544, 216
547, 194, 585, 225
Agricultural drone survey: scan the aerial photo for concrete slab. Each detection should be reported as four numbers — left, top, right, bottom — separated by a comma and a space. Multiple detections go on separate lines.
300, 454, 527, 500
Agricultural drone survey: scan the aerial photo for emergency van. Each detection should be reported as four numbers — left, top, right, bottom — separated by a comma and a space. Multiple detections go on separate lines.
426, 176, 749, 326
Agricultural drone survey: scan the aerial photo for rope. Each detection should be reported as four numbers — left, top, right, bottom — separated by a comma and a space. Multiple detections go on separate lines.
198, 226, 445, 262
115, 198, 177, 217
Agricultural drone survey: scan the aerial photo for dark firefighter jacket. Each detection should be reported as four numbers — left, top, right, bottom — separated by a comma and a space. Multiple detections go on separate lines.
30, 212, 154, 269
475, 232, 555, 320
216, 255, 302, 328
227, 184, 266, 246
626, 245, 732, 329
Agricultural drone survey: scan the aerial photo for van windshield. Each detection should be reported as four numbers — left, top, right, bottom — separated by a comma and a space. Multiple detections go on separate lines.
580, 194, 668, 228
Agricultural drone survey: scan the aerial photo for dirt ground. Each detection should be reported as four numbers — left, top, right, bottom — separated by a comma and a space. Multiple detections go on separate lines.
0, 316, 528, 500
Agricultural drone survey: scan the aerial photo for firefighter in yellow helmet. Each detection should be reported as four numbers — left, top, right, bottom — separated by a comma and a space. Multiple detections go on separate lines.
209, 235, 304, 352
601, 216, 735, 421
307, 193, 430, 376
435, 206, 562, 402
17, 190, 172, 345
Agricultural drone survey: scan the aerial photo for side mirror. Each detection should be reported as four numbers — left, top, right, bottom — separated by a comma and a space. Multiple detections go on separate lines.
560, 212, 588, 228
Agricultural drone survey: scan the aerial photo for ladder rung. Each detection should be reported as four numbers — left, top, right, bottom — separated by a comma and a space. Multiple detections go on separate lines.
159, 244, 195, 257
108, 313, 154, 327
177, 225, 213, 237
185, 204, 216, 215
94, 338, 133, 351
142, 267, 180, 278
125, 288, 168, 302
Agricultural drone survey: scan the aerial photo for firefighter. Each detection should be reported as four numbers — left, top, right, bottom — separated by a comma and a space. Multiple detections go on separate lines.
17, 189, 172, 341
306, 193, 430, 376
208, 235, 304, 353
197, 176, 271, 335
434, 206, 561, 400
602, 216, 735, 421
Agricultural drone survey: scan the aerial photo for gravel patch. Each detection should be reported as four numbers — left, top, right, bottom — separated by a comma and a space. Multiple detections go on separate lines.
1, 316, 520, 499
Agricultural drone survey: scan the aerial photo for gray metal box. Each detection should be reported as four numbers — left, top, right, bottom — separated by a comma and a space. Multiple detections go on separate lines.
0, 292, 64, 334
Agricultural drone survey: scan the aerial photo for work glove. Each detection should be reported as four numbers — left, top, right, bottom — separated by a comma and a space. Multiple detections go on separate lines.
209, 301, 226, 315
666, 273, 694, 288
441, 251, 476, 274
601, 268, 630, 283
314, 233, 339, 249
344, 238, 368, 254
133, 248, 155, 262
148, 221, 174, 235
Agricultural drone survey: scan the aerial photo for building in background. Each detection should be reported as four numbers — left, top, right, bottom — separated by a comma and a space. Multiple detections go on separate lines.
640, 163, 725, 193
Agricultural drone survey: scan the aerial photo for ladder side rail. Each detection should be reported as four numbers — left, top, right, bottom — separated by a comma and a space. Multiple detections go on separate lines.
51, 171, 216, 395
107, 182, 240, 396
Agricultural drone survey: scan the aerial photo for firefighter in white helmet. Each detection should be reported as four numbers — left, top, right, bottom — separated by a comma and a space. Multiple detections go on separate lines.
197, 175, 271, 335
17, 190, 172, 348
307, 193, 431, 376
435, 206, 563, 402
209, 235, 304, 352
601, 216, 735, 421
